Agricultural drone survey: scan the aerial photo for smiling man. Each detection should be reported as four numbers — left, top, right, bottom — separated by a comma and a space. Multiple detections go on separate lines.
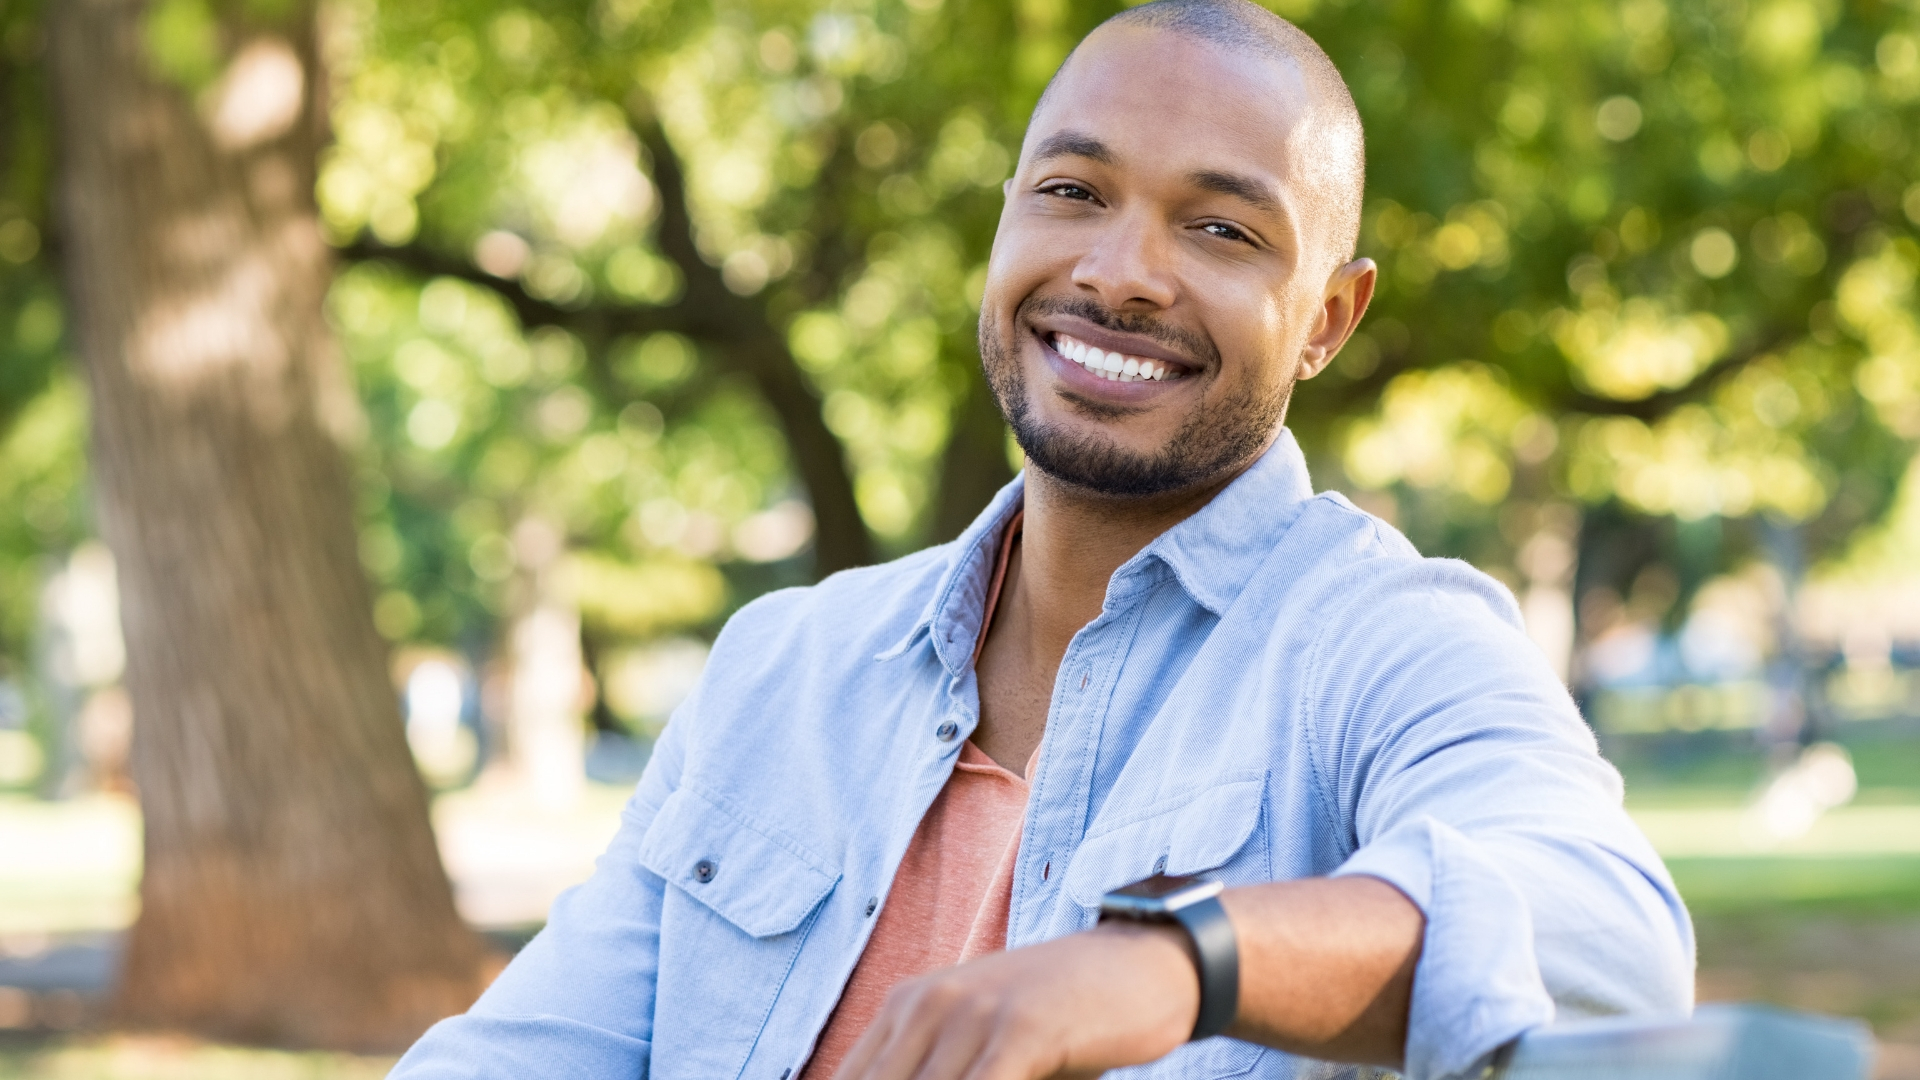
391, 3, 1693, 1079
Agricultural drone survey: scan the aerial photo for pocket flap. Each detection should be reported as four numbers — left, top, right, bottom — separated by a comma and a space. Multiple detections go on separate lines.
1064, 777, 1266, 908
637, 786, 840, 938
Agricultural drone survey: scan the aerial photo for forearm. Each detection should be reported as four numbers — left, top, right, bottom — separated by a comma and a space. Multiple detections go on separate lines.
1219, 875, 1423, 1067
832, 875, 1425, 1080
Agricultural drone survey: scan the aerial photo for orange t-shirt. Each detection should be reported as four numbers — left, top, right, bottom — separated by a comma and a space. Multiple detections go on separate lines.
800, 513, 1028, 1078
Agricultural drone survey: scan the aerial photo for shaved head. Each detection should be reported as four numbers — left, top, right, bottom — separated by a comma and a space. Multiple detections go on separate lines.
1040, 0, 1365, 262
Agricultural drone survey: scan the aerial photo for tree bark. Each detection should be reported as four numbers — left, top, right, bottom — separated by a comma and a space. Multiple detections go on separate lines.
49, 0, 489, 1050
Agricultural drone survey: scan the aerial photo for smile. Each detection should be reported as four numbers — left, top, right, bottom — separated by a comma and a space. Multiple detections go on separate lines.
1050, 333, 1183, 383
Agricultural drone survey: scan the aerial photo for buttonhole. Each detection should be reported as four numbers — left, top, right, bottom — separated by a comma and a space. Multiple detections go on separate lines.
781, 1070, 791, 1080
864, 896, 878, 918
1079, 672, 1089, 690
1042, 860, 1051, 881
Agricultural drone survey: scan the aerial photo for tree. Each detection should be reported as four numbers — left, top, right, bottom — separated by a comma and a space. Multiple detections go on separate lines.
47, 0, 487, 1048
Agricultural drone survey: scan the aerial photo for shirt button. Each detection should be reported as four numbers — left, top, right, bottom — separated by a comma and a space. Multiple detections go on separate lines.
781, 1070, 792, 1080
693, 859, 717, 883
865, 896, 878, 917
935, 719, 959, 742
1153, 854, 1168, 875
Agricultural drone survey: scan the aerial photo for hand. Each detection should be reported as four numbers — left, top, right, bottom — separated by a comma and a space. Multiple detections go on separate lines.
831, 921, 1201, 1080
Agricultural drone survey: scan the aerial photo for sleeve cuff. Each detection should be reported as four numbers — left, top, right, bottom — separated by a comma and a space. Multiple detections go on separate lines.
1333, 817, 1556, 1080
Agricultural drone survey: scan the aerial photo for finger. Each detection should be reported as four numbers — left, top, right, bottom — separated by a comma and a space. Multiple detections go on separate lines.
832, 1010, 896, 1080
841, 989, 942, 1080
906, 1009, 995, 1080
955, 1033, 1046, 1080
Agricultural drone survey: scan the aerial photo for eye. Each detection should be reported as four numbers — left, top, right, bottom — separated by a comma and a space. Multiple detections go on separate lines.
1200, 221, 1253, 244
1039, 182, 1096, 201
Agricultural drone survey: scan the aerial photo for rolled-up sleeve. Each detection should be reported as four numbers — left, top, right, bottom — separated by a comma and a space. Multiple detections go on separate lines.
1317, 559, 1694, 1080
388, 695, 693, 1079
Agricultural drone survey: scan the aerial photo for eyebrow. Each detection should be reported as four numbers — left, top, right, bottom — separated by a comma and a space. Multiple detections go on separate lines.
1186, 169, 1283, 216
1028, 130, 1115, 165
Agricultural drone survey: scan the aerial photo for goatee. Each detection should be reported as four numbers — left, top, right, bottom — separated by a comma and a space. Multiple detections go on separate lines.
978, 295, 1291, 498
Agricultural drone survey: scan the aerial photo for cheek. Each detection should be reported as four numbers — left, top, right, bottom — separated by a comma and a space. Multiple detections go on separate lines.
986, 212, 1078, 297
1204, 292, 1296, 392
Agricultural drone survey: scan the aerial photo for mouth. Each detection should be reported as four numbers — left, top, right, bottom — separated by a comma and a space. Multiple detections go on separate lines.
1042, 331, 1190, 383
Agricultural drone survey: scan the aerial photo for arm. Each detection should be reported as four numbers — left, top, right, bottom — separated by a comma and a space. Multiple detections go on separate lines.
829, 876, 1420, 1080
834, 563, 1690, 1080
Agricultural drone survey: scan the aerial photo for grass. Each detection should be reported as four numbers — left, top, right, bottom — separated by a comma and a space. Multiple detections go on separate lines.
1670, 855, 1920, 914
0, 1035, 394, 1079
4, 734, 1920, 1076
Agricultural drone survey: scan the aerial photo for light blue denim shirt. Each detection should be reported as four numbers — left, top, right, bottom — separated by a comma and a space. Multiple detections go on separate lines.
392, 430, 1694, 1080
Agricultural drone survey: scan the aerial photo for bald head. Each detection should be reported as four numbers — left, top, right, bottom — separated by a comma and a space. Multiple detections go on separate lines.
1039, 0, 1366, 261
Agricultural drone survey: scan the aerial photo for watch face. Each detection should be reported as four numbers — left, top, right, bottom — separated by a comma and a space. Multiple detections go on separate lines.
1101, 873, 1224, 918
1111, 873, 1210, 901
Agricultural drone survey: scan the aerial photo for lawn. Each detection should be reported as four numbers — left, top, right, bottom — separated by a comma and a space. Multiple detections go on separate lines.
1, 729, 1917, 1078
0, 1036, 395, 1079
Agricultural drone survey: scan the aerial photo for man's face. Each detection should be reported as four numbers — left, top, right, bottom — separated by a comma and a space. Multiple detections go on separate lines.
979, 25, 1356, 498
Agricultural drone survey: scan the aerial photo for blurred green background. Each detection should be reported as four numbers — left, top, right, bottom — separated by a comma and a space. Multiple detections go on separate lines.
2, 0, 1919, 1073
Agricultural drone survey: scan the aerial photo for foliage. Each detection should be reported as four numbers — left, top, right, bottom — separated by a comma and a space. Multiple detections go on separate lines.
1, 0, 1918, 694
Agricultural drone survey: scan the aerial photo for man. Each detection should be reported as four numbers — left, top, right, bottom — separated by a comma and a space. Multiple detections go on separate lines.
392, 2, 1693, 1077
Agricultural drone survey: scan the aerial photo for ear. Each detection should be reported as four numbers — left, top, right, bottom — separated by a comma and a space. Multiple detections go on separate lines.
1003, 178, 1015, 199
1296, 258, 1377, 381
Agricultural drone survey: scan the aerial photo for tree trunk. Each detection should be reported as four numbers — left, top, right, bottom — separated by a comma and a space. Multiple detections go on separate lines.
49, 0, 489, 1050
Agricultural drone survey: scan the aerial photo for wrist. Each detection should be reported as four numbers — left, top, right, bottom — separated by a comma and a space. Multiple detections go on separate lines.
1091, 919, 1203, 1038
1099, 876, 1240, 1042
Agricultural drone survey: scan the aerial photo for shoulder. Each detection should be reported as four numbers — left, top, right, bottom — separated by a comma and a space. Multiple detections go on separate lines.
1286, 491, 1525, 636
710, 542, 953, 662
677, 541, 958, 735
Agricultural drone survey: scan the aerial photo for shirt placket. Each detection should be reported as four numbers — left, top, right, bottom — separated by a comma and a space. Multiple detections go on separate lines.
1005, 573, 1153, 948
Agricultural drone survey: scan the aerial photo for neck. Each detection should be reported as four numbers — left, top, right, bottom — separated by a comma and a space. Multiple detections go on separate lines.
1005, 458, 1248, 654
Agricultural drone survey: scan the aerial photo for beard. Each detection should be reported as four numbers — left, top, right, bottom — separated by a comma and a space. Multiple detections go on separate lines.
978, 294, 1293, 498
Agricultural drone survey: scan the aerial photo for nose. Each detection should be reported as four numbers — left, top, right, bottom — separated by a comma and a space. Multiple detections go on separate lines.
1070, 207, 1177, 312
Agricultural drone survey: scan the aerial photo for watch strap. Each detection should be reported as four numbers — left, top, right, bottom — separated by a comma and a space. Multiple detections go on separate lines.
1171, 893, 1240, 1041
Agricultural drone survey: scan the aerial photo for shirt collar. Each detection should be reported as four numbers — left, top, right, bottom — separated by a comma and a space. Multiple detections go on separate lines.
876, 428, 1316, 670
874, 472, 1026, 670
1128, 428, 1316, 617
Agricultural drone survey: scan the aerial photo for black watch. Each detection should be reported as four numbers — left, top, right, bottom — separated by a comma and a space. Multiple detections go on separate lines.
1098, 873, 1240, 1041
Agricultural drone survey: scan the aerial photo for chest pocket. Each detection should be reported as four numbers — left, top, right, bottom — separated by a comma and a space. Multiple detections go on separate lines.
1063, 775, 1272, 1080
638, 785, 840, 1080
1063, 774, 1270, 907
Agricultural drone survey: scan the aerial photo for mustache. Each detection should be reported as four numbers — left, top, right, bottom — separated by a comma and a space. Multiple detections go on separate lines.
1015, 294, 1221, 370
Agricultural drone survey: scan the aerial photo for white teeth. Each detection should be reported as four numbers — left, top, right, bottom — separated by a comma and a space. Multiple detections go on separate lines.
1054, 333, 1181, 382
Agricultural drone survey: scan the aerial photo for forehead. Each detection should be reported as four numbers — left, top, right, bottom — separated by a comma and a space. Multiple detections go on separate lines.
1022, 25, 1313, 188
